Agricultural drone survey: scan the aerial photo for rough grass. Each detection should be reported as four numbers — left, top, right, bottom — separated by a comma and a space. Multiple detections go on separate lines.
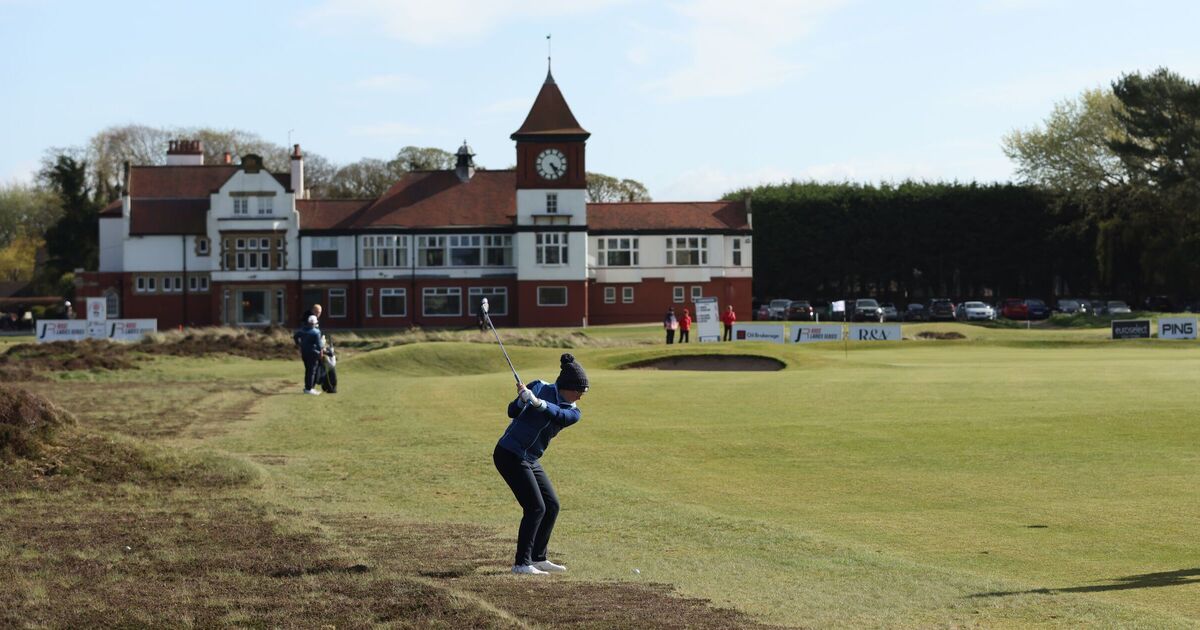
0, 386, 76, 461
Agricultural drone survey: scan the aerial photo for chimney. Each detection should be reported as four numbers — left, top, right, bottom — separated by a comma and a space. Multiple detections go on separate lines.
223, 151, 232, 164
455, 140, 475, 183
166, 139, 204, 166
290, 144, 305, 199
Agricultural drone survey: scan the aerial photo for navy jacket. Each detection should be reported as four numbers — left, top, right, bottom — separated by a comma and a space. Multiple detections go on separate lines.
293, 325, 322, 358
497, 380, 581, 461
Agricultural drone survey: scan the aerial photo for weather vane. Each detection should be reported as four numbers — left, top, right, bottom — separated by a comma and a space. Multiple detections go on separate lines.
547, 34, 552, 72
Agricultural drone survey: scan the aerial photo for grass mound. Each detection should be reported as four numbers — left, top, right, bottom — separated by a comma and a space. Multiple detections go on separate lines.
2, 339, 138, 374
915, 330, 967, 340
336, 325, 642, 352
0, 385, 76, 461
139, 326, 298, 360
347, 342, 562, 377
622, 354, 786, 371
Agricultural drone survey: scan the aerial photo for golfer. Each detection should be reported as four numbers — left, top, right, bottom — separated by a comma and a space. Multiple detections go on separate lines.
493, 353, 589, 575
292, 315, 323, 395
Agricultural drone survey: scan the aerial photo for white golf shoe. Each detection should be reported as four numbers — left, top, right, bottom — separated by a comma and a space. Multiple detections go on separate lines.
511, 564, 548, 575
533, 560, 567, 573
304, 389, 321, 396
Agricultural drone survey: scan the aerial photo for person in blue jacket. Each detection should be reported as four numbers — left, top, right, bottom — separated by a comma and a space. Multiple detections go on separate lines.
292, 315, 323, 395
494, 353, 589, 575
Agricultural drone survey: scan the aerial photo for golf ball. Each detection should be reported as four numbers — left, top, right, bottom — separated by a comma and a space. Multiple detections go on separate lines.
633, 568, 640, 574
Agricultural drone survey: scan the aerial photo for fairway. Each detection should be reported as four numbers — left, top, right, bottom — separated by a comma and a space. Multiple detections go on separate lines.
205, 328, 1200, 627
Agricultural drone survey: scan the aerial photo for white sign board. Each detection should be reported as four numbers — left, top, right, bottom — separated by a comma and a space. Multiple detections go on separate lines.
732, 323, 787, 343
106, 319, 159, 342
792, 323, 844, 343
1158, 317, 1197, 340
36, 318, 158, 343
694, 297, 721, 342
36, 320, 88, 342
848, 324, 903, 342
86, 297, 107, 323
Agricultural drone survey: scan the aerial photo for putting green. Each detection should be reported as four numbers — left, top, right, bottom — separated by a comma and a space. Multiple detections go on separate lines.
212, 328, 1200, 628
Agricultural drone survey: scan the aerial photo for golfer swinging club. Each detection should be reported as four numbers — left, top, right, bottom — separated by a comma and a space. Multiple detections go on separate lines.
492, 350, 589, 575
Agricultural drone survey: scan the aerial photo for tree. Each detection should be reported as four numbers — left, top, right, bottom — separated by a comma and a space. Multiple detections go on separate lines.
1001, 88, 1127, 192
0, 183, 62, 249
1108, 68, 1200, 188
391, 146, 455, 171
586, 172, 652, 202
328, 158, 406, 198
40, 155, 99, 276
0, 234, 44, 282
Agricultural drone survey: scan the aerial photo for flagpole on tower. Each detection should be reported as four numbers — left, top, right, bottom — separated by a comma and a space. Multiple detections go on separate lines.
547, 34, 552, 73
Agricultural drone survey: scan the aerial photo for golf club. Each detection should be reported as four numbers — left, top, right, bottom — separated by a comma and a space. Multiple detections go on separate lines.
481, 298, 522, 385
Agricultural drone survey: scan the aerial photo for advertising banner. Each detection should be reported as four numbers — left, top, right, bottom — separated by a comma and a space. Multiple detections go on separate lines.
1158, 317, 1197, 340
848, 324, 903, 342
106, 319, 159, 342
1111, 319, 1151, 339
36, 320, 88, 342
791, 323, 844, 343
732, 323, 787, 343
694, 297, 721, 342
86, 297, 107, 323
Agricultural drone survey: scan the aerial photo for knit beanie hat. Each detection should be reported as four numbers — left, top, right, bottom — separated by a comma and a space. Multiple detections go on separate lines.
555, 353, 589, 392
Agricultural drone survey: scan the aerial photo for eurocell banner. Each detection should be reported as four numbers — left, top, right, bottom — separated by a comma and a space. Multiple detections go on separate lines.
792, 323, 844, 343
37, 320, 88, 342
1111, 319, 1151, 340
732, 323, 787, 343
848, 324, 902, 342
107, 319, 158, 342
694, 297, 721, 342
1158, 317, 1197, 340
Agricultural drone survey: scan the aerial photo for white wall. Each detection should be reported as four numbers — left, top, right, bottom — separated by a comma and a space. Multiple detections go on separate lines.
99, 218, 124, 272
210, 170, 300, 272
516, 189, 586, 223
124, 236, 190, 272
587, 234, 752, 281
515, 231, 588, 281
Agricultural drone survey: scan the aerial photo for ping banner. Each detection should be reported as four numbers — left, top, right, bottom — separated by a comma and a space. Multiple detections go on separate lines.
792, 323, 844, 343
732, 323, 788, 343
1111, 319, 1151, 339
694, 297, 721, 342
1158, 317, 1197, 340
848, 324, 902, 342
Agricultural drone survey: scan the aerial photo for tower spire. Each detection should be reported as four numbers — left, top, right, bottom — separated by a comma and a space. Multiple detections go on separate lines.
546, 34, 553, 82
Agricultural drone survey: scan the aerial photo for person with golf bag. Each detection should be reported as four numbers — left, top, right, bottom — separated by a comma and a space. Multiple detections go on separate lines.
292, 315, 323, 395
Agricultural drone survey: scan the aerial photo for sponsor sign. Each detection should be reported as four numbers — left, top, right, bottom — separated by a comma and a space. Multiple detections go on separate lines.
106, 319, 159, 342
37, 318, 158, 343
694, 297, 721, 343
848, 324, 902, 342
1158, 317, 1197, 340
86, 297, 107, 323
1111, 319, 1150, 339
732, 323, 787, 344
36, 320, 88, 342
792, 323, 844, 343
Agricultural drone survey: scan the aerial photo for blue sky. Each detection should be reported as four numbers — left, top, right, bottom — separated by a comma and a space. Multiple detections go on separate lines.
2, 0, 1198, 200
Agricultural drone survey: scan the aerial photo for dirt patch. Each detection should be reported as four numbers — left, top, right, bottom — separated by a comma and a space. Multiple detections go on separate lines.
915, 331, 967, 340
1, 339, 139, 374
136, 327, 299, 361
623, 354, 786, 372
0, 385, 76, 462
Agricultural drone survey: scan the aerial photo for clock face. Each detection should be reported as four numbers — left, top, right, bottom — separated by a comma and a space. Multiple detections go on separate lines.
536, 149, 567, 180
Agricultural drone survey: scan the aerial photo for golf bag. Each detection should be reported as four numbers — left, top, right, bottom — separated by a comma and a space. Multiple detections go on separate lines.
315, 336, 338, 393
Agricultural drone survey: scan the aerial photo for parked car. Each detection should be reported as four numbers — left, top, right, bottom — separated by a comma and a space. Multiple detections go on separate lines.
767, 299, 792, 321
1089, 299, 1108, 316
1143, 296, 1176, 312
880, 302, 901, 322
903, 303, 929, 322
1055, 298, 1084, 314
1107, 300, 1132, 315
809, 299, 831, 321
1025, 298, 1051, 319
786, 300, 815, 321
928, 298, 957, 322
959, 301, 995, 321
1000, 298, 1029, 320
851, 298, 884, 322
754, 303, 770, 321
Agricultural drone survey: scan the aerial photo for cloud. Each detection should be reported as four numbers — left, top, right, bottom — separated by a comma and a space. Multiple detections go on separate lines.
642, 0, 847, 101
303, 0, 626, 45
348, 122, 424, 137
354, 73, 427, 92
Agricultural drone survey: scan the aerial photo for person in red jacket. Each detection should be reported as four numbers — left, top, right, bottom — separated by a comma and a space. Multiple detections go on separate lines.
679, 308, 692, 343
721, 305, 737, 341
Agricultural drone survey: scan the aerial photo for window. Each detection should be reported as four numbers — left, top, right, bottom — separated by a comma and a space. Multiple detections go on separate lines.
418, 236, 446, 267
381, 288, 406, 317
275, 290, 285, 325
623, 287, 635, 304
449, 235, 481, 266
546, 193, 558, 214
189, 276, 198, 291
365, 288, 374, 318
732, 238, 742, 266
468, 287, 508, 316
362, 235, 408, 268
484, 235, 513, 266
666, 236, 708, 266
173, 276, 183, 292
311, 237, 339, 268
537, 286, 568, 307
535, 232, 568, 265
223, 232, 283, 270
135, 277, 146, 293
233, 198, 248, 215
328, 288, 346, 318
257, 196, 273, 215
673, 286, 685, 303
691, 286, 702, 302
200, 277, 209, 291
147, 277, 157, 292
104, 289, 119, 318
422, 287, 461, 316
196, 237, 210, 256
238, 289, 269, 325
596, 237, 639, 266
604, 287, 616, 304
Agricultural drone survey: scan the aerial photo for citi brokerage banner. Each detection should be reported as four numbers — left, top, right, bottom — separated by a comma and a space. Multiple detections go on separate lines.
732, 324, 787, 343
1111, 319, 1150, 339
1158, 317, 1197, 340
792, 324, 844, 343
848, 324, 902, 342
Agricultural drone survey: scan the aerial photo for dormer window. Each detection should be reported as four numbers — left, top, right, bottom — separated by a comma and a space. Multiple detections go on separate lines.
196, 237, 210, 256
234, 198, 249, 215
546, 193, 558, 214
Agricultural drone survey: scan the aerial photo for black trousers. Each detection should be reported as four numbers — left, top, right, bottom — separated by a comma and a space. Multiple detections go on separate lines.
302, 354, 319, 390
666, 329, 675, 344
679, 329, 689, 343
723, 325, 733, 341
493, 445, 559, 566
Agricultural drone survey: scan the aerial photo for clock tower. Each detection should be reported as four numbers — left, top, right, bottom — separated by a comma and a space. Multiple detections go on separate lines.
512, 68, 590, 326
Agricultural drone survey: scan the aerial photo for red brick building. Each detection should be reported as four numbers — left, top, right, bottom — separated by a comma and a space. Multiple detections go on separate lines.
79, 71, 752, 329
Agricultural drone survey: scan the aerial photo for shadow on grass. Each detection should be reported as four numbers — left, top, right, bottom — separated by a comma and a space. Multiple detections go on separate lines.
971, 568, 1200, 597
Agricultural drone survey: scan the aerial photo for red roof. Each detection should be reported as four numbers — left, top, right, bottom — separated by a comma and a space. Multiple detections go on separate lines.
129, 199, 210, 235
295, 199, 375, 230
301, 170, 518, 230
511, 72, 589, 140
99, 199, 122, 218
123, 165, 290, 235
588, 201, 750, 232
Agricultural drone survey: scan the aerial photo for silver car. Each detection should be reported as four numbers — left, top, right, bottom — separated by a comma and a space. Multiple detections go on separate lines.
959, 301, 995, 321
1107, 300, 1132, 315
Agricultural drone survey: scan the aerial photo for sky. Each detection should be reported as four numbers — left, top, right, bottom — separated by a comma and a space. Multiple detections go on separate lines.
2, 0, 1199, 200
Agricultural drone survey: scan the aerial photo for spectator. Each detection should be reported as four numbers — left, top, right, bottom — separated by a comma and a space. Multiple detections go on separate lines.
721, 305, 737, 341
64, 300, 75, 320
663, 307, 678, 345
293, 315, 323, 395
301, 303, 323, 328
679, 308, 692, 343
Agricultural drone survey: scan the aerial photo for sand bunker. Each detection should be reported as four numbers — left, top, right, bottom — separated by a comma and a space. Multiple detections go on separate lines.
623, 354, 785, 372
